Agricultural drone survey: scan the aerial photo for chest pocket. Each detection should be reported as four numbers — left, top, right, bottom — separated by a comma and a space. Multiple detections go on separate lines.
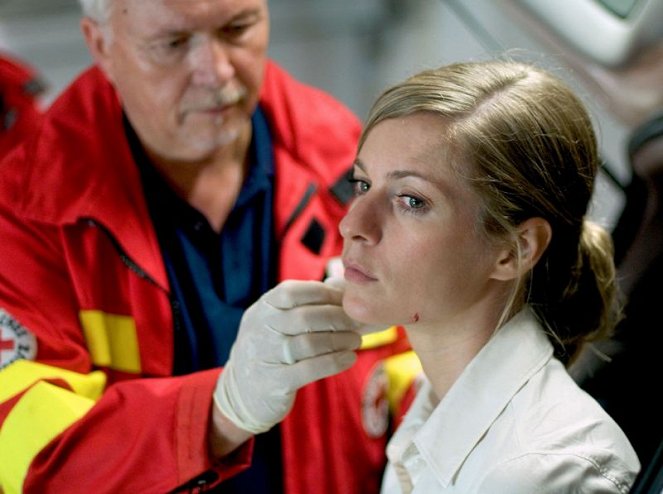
79, 310, 141, 374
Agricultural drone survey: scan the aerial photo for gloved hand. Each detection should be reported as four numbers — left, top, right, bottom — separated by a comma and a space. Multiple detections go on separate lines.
214, 279, 362, 434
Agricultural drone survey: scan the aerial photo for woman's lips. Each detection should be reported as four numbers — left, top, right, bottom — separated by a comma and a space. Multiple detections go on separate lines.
343, 262, 378, 284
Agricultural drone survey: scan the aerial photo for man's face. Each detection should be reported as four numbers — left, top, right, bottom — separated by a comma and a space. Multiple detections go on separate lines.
94, 0, 269, 162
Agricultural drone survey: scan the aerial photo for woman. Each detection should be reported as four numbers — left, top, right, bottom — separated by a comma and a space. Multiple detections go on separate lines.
340, 60, 640, 493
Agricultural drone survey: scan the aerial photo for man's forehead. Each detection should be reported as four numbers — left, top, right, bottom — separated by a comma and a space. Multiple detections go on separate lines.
110, 0, 267, 33
111, 0, 267, 14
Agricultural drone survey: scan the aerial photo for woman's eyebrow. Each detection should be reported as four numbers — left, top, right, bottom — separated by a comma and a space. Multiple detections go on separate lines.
352, 158, 366, 172
387, 170, 432, 181
354, 159, 434, 182
354, 158, 451, 194
390, 169, 456, 199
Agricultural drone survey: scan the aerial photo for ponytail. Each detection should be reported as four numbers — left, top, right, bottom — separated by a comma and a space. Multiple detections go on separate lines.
530, 220, 623, 364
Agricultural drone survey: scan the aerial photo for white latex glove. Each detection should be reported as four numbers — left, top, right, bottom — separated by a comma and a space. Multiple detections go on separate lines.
214, 279, 362, 434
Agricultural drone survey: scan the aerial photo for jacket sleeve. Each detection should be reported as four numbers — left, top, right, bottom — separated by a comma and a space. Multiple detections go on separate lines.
0, 363, 250, 494
0, 201, 250, 493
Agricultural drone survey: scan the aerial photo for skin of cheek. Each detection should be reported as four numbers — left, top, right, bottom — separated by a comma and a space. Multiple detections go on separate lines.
109, 41, 177, 132
127, 82, 177, 149
420, 218, 496, 323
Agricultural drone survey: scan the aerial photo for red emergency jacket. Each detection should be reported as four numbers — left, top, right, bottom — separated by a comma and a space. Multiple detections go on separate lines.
0, 62, 417, 493
0, 53, 45, 156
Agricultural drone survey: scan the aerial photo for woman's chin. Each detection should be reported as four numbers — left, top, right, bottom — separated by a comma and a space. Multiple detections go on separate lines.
342, 296, 385, 326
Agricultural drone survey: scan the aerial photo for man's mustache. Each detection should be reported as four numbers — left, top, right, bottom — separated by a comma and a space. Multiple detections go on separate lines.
182, 86, 248, 112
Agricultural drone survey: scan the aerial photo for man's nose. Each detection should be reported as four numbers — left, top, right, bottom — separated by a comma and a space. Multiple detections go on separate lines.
190, 36, 235, 86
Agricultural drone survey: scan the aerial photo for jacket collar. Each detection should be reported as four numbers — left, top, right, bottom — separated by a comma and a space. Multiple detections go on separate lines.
11, 67, 167, 287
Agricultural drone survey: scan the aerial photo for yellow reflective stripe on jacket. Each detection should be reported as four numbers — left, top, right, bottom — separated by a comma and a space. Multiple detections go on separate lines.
383, 350, 422, 413
0, 361, 105, 494
360, 326, 398, 350
79, 310, 141, 373
0, 359, 106, 402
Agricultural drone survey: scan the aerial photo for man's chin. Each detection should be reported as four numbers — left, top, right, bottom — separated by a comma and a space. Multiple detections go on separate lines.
170, 132, 241, 162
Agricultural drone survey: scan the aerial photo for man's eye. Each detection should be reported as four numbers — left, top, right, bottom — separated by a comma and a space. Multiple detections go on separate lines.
167, 37, 187, 49
225, 23, 251, 36
146, 35, 191, 65
157, 34, 189, 51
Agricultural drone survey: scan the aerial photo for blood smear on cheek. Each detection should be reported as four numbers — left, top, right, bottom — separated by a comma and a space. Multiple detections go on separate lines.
411, 313, 420, 323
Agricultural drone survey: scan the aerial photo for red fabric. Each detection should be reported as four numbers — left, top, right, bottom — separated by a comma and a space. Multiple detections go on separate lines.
0, 386, 29, 424
0, 53, 44, 156
282, 334, 413, 494
0, 61, 412, 493
22, 370, 253, 494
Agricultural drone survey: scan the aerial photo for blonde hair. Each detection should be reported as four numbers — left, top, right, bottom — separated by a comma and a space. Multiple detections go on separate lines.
361, 60, 621, 363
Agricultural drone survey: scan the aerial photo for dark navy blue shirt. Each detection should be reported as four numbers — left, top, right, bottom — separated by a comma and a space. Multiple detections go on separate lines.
128, 107, 282, 494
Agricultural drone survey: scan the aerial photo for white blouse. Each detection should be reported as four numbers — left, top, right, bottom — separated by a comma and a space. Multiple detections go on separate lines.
381, 307, 640, 493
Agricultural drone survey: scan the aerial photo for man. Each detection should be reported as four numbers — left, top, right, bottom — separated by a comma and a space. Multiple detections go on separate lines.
0, 52, 45, 156
0, 1, 416, 493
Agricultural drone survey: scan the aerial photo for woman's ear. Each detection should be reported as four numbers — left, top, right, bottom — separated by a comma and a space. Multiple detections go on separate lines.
491, 217, 552, 281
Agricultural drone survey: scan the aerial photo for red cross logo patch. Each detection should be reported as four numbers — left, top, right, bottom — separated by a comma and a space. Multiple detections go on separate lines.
0, 308, 37, 369
362, 362, 389, 438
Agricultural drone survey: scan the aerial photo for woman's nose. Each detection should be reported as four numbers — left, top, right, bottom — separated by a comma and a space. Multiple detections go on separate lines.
339, 196, 381, 245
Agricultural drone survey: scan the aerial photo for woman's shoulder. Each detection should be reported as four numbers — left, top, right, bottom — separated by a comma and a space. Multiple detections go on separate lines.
496, 357, 640, 492
477, 447, 638, 494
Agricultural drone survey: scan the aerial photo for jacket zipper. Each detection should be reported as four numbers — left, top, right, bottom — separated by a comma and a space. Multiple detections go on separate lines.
83, 218, 186, 357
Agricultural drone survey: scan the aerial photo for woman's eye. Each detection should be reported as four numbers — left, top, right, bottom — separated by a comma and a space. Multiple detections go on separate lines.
396, 194, 428, 214
404, 196, 424, 209
349, 178, 370, 195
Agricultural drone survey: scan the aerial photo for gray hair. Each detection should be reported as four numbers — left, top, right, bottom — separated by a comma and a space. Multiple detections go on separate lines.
78, 0, 111, 23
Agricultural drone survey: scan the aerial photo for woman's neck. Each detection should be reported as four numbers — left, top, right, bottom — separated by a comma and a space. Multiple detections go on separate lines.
405, 300, 505, 403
